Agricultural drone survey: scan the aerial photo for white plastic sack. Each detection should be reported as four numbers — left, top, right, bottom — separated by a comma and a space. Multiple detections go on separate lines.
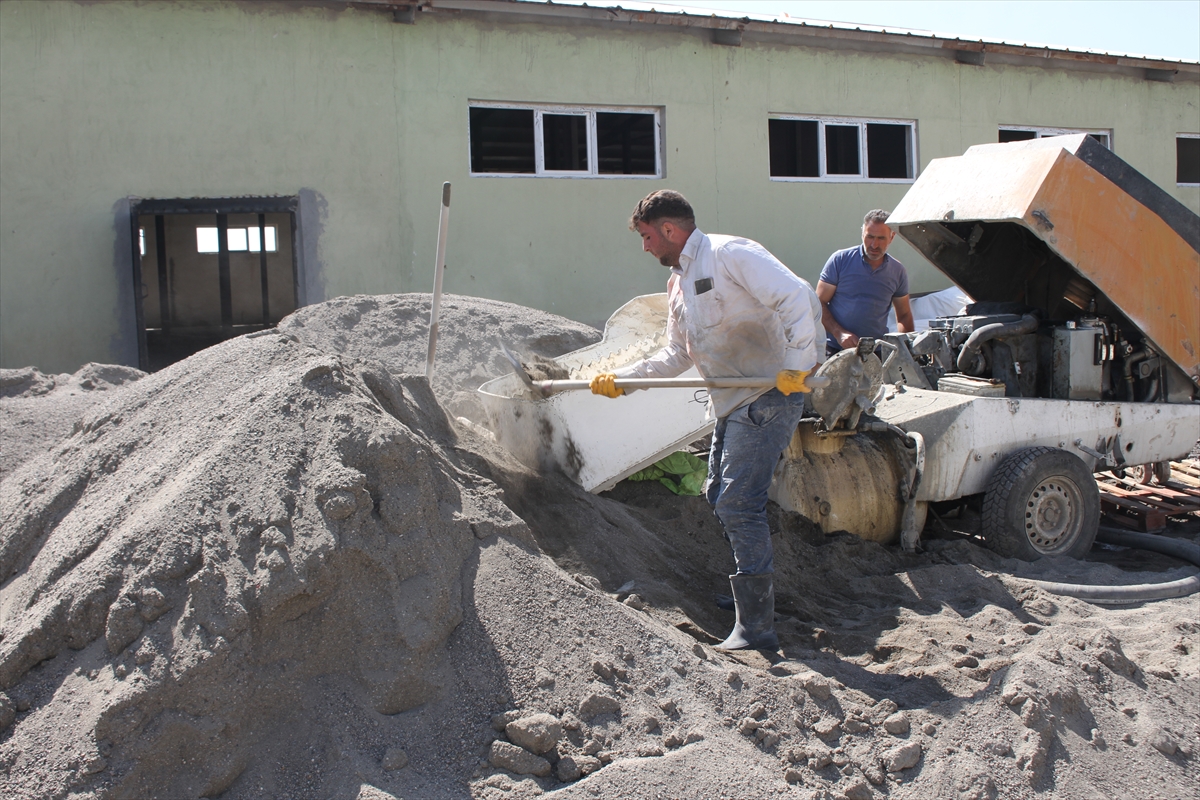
888, 286, 973, 331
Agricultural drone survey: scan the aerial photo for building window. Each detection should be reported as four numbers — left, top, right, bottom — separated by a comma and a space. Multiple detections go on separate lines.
998, 126, 1112, 149
768, 116, 916, 182
1178, 134, 1200, 185
469, 103, 661, 178
196, 225, 278, 253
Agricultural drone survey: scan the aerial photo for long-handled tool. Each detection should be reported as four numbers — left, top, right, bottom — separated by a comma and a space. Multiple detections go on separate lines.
500, 342, 828, 398
425, 182, 451, 381
529, 375, 830, 398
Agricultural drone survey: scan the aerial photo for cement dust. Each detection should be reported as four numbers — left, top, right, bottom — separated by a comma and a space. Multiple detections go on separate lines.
0, 293, 1196, 800
520, 355, 571, 382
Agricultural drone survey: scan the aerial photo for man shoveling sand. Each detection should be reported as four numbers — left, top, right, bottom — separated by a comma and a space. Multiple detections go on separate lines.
590, 190, 823, 652
1, 293, 1196, 800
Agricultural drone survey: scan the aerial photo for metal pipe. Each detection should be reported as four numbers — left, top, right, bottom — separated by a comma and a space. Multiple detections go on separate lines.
258, 212, 270, 324
425, 182, 452, 382
955, 314, 1038, 374
1140, 374, 1160, 403
154, 215, 170, 334
1121, 346, 1150, 400
876, 339, 899, 374
897, 427, 925, 552
904, 429, 925, 501
529, 374, 831, 398
217, 213, 233, 330
129, 203, 149, 370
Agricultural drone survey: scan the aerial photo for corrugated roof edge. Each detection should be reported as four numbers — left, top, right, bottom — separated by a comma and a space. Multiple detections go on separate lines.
572, 0, 1196, 64
354, 0, 1198, 76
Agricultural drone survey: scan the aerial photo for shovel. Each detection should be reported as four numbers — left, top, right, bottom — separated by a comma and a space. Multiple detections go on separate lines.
500, 342, 829, 399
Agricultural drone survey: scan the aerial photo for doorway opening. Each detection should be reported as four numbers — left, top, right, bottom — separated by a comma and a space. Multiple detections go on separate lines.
130, 197, 299, 371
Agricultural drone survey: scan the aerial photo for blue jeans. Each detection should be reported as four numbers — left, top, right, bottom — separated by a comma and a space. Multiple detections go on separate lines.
705, 389, 806, 576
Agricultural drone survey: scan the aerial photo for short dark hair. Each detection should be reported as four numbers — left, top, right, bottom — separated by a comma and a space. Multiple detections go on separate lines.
630, 190, 696, 230
863, 209, 890, 226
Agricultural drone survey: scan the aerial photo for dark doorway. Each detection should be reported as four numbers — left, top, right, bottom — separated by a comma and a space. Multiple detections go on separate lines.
130, 197, 299, 371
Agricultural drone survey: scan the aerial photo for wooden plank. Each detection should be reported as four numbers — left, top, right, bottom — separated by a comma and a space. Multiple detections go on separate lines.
1100, 496, 1167, 532
1099, 484, 1200, 513
1163, 482, 1200, 499
1100, 511, 1146, 531
1170, 470, 1200, 488
1098, 491, 1157, 511
1105, 475, 1199, 502
1096, 460, 1200, 533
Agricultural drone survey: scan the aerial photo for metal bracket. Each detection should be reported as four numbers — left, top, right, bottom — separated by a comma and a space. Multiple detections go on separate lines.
1073, 436, 1125, 468
899, 430, 926, 553
1073, 439, 1109, 464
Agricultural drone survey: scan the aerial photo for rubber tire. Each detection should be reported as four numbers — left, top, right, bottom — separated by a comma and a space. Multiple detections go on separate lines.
1153, 461, 1172, 485
982, 446, 1100, 560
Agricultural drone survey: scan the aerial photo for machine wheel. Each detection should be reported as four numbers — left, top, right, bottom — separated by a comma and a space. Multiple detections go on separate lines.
982, 447, 1100, 560
1153, 461, 1172, 485
1128, 463, 1153, 485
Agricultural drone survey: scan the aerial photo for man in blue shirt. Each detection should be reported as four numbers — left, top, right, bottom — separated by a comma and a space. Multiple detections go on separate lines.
817, 209, 914, 355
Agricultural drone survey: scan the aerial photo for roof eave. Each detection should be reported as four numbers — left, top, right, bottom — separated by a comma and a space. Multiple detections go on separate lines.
349, 0, 1198, 79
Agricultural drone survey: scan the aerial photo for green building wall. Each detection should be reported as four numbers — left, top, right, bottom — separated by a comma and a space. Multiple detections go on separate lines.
2, 0, 1197, 372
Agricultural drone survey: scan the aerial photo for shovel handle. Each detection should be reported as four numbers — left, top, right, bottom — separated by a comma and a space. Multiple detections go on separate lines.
533, 375, 830, 396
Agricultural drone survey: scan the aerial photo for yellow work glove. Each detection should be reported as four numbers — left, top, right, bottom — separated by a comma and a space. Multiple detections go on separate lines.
776, 369, 814, 395
590, 373, 625, 398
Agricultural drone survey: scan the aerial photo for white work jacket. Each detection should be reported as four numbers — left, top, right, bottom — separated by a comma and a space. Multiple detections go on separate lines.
616, 228, 822, 419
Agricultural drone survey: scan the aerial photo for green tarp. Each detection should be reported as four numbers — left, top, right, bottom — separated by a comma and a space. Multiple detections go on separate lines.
626, 451, 707, 496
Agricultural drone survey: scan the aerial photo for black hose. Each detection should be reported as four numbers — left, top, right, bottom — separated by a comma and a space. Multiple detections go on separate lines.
1025, 526, 1200, 605
1122, 347, 1150, 401
956, 314, 1039, 375
1140, 375, 1160, 403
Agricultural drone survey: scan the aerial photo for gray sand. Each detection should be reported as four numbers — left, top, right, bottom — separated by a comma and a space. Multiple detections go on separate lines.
0, 363, 145, 485
1, 293, 1196, 800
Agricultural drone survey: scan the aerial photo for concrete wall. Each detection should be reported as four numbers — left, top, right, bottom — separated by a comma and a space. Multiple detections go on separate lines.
2, 0, 1197, 372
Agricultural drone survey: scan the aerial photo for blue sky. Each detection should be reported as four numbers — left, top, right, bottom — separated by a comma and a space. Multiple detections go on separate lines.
645, 1, 1200, 61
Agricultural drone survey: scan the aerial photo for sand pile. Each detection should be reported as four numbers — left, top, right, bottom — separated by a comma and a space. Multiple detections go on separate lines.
1, 293, 1197, 800
276, 293, 600, 422
1, 326, 538, 798
0, 363, 145, 485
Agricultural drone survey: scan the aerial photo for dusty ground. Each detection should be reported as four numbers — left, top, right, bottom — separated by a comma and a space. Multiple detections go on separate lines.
0, 293, 1196, 800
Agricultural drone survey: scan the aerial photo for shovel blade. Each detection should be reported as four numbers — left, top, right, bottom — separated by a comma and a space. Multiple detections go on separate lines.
498, 341, 534, 389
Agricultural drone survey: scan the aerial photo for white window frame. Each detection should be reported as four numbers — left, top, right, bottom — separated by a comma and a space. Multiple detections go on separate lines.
468, 102, 663, 179
768, 115, 918, 184
1177, 133, 1200, 186
999, 125, 1114, 149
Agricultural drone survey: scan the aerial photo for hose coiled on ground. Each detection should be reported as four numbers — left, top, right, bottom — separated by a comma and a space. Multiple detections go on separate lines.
1025, 526, 1200, 605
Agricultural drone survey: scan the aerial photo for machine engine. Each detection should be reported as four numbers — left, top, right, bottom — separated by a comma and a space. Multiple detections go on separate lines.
775, 134, 1200, 558
879, 304, 1197, 405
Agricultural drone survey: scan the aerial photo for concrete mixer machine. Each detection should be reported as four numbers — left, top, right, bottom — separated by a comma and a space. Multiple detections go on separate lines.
771, 134, 1200, 560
